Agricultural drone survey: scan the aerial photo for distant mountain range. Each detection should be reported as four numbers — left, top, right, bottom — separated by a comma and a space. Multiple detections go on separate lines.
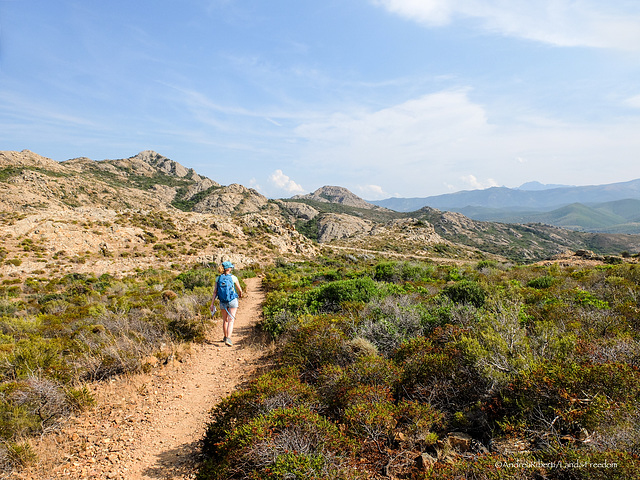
372, 179, 640, 211
516, 181, 573, 191
371, 179, 640, 233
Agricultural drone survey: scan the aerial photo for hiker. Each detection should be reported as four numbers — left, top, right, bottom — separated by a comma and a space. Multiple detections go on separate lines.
210, 261, 243, 346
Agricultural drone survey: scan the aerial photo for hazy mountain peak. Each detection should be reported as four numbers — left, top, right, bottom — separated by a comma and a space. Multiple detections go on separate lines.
517, 181, 573, 191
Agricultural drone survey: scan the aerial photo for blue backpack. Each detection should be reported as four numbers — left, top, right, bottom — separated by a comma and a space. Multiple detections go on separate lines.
216, 274, 238, 303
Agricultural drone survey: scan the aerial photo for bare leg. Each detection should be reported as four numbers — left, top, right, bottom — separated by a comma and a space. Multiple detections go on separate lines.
221, 309, 229, 339
225, 307, 238, 339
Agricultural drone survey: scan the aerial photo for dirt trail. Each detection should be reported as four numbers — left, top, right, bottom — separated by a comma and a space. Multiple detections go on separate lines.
16, 277, 266, 480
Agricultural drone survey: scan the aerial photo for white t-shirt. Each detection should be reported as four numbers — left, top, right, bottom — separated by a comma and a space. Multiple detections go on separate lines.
218, 274, 239, 284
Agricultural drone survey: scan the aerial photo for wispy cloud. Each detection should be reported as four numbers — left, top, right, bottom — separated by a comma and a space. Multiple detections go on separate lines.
295, 89, 489, 168
373, 0, 640, 50
625, 95, 640, 109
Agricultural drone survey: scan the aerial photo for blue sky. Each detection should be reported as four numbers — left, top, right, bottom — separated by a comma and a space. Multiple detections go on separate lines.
1, 0, 640, 199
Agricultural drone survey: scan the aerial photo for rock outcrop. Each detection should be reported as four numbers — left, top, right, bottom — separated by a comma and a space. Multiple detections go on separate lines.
132, 150, 190, 178
316, 213, 373, 243
294, 185, 383, 210
280, 201, 320, 220
193, 184, 270, 216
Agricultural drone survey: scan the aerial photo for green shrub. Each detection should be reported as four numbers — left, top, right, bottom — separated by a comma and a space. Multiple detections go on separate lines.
0, 376, 91, 443
343, 386, 397, 445
395, 336, 489, 422
0, 441, 37, 470
527, 275, 556, 289
374, 261, 396, 282
355, 295, 424, 356
459, 300, 537, 385
395, 400, 444, 448
574, 289, 609, 310
281, 317, 353, 373
200, 406, 358, 480
202, 367, 320, 459
493, 362, 640, 445
3, 337, 71, 382
442, 279, 487, 308
418, 296, 480, 332
476, 260, 498, 271
317, 355, 401, 416
174, 269, 216, 291
311, 277, 381, 312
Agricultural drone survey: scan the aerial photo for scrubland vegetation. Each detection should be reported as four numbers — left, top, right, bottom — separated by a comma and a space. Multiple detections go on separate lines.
0, 265, 236, 471
199, 257, 640, 479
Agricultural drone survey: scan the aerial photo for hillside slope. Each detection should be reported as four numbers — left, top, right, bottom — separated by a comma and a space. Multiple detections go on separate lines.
456, 199, 640, 234
283, 186, 640, 262
2, 150, 640, 266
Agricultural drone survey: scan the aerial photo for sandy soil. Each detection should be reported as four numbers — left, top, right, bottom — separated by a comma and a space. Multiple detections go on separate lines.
13, 276, 267, 480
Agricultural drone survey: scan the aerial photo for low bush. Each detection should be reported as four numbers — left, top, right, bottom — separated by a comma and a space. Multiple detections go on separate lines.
202, 367, 320, 459
527, 274, 556, 289
280, 316, 354, 375
311, 277, 381, 312
317, 355, 401, 416
492, 362, 640, 447
395, 335, 489, 430
354, 295, 424, 356
441, 279, 487, 308
200, 406, 359, 480
343, 386, 397, 446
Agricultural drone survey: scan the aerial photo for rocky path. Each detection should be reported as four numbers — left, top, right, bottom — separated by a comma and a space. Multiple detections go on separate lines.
15, 277, 266, 480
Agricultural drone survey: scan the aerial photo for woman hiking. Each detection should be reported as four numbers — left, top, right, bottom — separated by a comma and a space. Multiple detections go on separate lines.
210, 261, 243, 346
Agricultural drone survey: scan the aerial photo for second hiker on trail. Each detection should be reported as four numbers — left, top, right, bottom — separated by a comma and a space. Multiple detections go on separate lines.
210, 261, 243, 346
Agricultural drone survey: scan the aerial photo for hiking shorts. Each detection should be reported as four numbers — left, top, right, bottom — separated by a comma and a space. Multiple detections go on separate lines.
220, 298, 239, 310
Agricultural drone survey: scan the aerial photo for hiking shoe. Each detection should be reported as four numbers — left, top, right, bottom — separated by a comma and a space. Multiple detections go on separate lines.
222, 336, 227, 343
225, 338, 233, 346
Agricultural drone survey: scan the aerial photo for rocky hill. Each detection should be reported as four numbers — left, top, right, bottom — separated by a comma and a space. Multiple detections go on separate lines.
0, 150, 316, 277
2, 150, 639, 270
293, 185, 389, 210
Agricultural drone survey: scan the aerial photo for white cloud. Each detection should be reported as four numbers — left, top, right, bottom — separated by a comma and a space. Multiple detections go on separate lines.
248, 178, 262, 191
372, 0, 640, 50
460, 175, 499, 190
295, 89, 490, 170
268, 169, 305, 194
355, 184, 389, 200
373, 0, 453, 26
625, 95, 640, 108
292, 88, 640, 196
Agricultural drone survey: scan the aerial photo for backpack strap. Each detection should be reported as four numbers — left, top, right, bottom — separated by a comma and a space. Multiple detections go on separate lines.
215, 274, 223, 299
